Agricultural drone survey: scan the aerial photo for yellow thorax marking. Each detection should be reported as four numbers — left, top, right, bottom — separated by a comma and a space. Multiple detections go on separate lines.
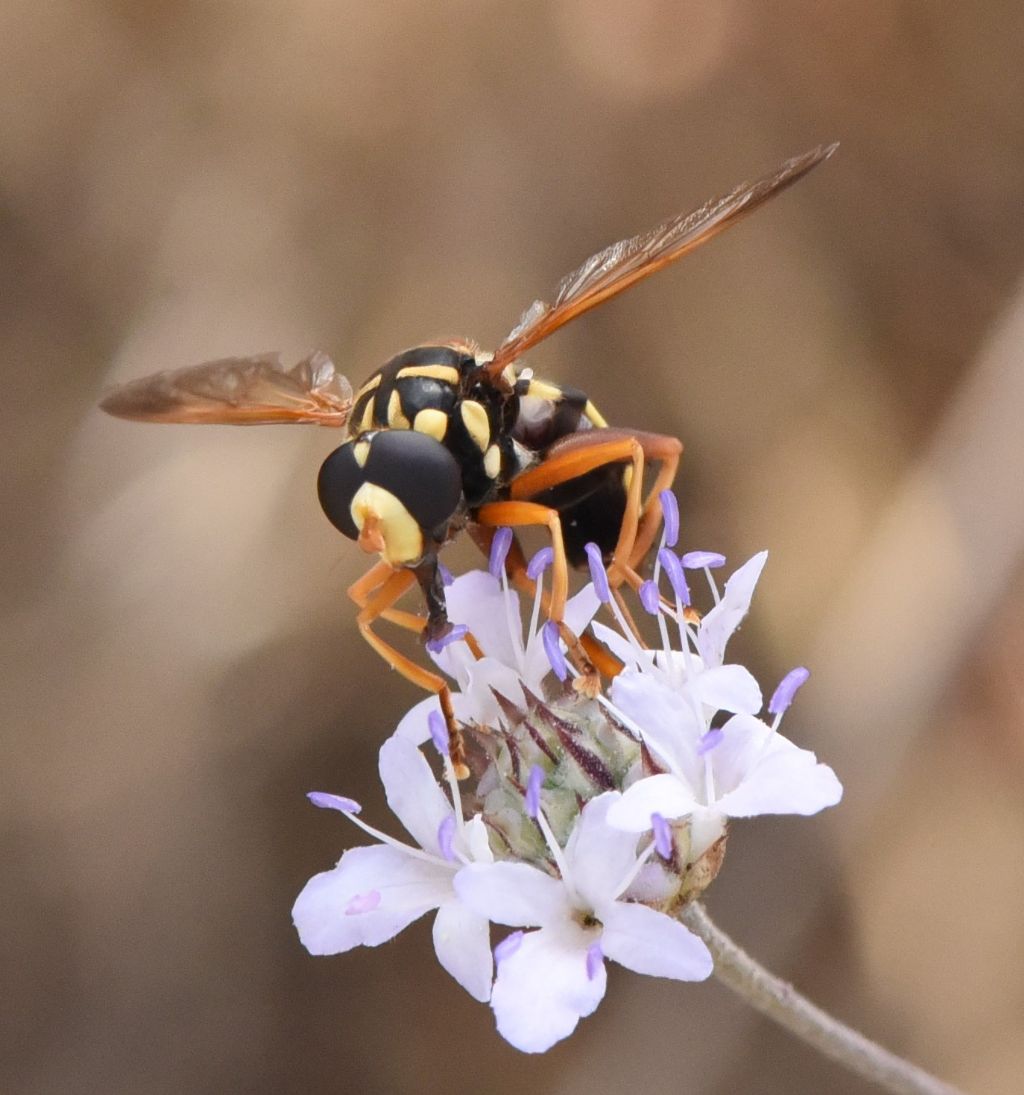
387, 389, 410, 429
395, 364, 461, 384
460, 400, 490, 451
413, 408, 448, 441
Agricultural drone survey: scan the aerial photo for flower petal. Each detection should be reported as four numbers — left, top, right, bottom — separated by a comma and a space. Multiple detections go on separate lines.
461, 814, 495, 864
609, 669, 703, 775
712, 715, 844, 817
432, 899, 493, 1002
591, 621, 653, 673
443, 570, 522, 667
292, 844, 449, 954
454, 862, 570, 928
605, 773, 699, 832
696, 664, 763, 715
696, 551, 767, 667
490, 924, 606, 1053
563, 793, 639, 909
600, 901, 713, 981
394, 692, 476, 746
378, 735, 452, 854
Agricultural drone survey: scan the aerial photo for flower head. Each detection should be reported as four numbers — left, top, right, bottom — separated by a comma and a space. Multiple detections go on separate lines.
296, 502, 844, 1052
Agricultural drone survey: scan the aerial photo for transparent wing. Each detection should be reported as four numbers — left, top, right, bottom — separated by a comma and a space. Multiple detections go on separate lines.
99, 350, 354, 427
487, 143, 837, 377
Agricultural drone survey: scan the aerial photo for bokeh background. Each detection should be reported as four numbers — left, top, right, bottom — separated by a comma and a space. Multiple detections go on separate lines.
4, 2, 1024, 1093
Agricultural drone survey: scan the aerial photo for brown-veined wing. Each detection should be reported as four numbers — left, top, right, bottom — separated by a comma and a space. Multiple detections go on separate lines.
99, 350, 354, 427
487, 143, 837, 377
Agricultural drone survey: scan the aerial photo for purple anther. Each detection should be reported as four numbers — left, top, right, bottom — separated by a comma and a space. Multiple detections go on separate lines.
651, 812, 673, 858
769, 667, 810, 716
697, 727, 724, 756
639, 579, 661, 616
495, 930, 524, 965
542, 620, 568, 681
437, 815, 457, 862
584, 542, 611, 604
425, 623, 468, 655
307, 791, 362, 814
427, 710, 449, 757
659, 490, 680, 548
585, 941, 604, 981
438, 561, 455, 587
525, 764, 544, 819
658, 548, 691, 606
526, 546, 554, 581
489, 526, 513, 578
344, 889, 381, 916
681, 550, 726, 570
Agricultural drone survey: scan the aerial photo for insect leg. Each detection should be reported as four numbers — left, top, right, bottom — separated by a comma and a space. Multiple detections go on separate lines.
509, 435, 647, 589
348, 563, 468, 776
347, 559, 427, 634
626, 432, 683, 570
474, 500, 600, 693
468, 524, 621, 680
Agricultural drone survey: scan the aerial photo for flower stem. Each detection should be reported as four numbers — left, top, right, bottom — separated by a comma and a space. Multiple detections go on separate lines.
680, 902, 965, 1095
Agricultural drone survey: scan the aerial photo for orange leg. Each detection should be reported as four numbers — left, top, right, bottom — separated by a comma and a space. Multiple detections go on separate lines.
347, 563, 468, 776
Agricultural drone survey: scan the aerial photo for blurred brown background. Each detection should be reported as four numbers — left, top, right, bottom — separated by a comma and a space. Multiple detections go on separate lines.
3, 2, 1024, 1093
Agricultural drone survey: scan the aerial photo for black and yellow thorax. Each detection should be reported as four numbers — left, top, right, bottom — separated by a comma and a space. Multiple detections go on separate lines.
349, 342, 610, 511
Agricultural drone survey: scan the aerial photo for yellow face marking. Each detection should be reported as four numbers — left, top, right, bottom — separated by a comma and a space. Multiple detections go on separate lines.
584, 400, 608, 428
395, 364, 461, 384
526, 379, 566, 403
353, 440, 370, 467
349, 482, 424, 566
460, 399, 490, 452
359, 397, 376, 432
484, 444, 501, 479
414, 408, 448, 442
387, 389, 410, 429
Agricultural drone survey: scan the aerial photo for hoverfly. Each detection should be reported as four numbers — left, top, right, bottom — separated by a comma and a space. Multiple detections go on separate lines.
102, 144, 836, 753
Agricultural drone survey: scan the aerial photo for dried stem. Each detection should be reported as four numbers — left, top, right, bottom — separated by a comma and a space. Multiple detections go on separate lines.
680, 902, 966, 1095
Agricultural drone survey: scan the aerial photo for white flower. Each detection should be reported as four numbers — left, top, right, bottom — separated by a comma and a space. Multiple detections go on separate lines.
397, 564, 600, 743
292, 734, 494, 1001
454, 792, 713, 1053
590, 550, 841, 855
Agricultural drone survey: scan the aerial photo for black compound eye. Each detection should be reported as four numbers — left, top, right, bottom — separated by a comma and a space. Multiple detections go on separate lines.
318, 430, 464, 555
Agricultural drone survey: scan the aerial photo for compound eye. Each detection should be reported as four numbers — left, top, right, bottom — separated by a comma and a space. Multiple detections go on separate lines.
318, 430, 463, 565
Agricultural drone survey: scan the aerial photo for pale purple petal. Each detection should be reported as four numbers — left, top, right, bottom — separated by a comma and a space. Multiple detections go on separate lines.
394, 693, 476, 746
442, 570, 521, 666
605, 774, 699, 832
378, 734, 453, 854
711, 715, 843, 818
696, 551, 768, 667
695, 664, 763, 715
454, 862, 571, 928
562, 582, 602, 639
562, 793, 639, 909
600, 901, 713, 981
609, 669, 702, 774
489, 924, 607, 1053
432, 900, 493, 1002
590, 621, 651, 673
292, 845, 450, 954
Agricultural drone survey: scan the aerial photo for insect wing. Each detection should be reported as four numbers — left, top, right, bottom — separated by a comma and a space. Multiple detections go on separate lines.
99, 350, 354, 427
488, 143, 837, 376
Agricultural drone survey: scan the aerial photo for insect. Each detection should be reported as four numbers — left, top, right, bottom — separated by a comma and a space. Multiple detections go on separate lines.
102, 144, 836, 752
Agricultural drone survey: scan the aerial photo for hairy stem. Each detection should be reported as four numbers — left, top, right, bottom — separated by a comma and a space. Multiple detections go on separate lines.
680, 902, 966, 1095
